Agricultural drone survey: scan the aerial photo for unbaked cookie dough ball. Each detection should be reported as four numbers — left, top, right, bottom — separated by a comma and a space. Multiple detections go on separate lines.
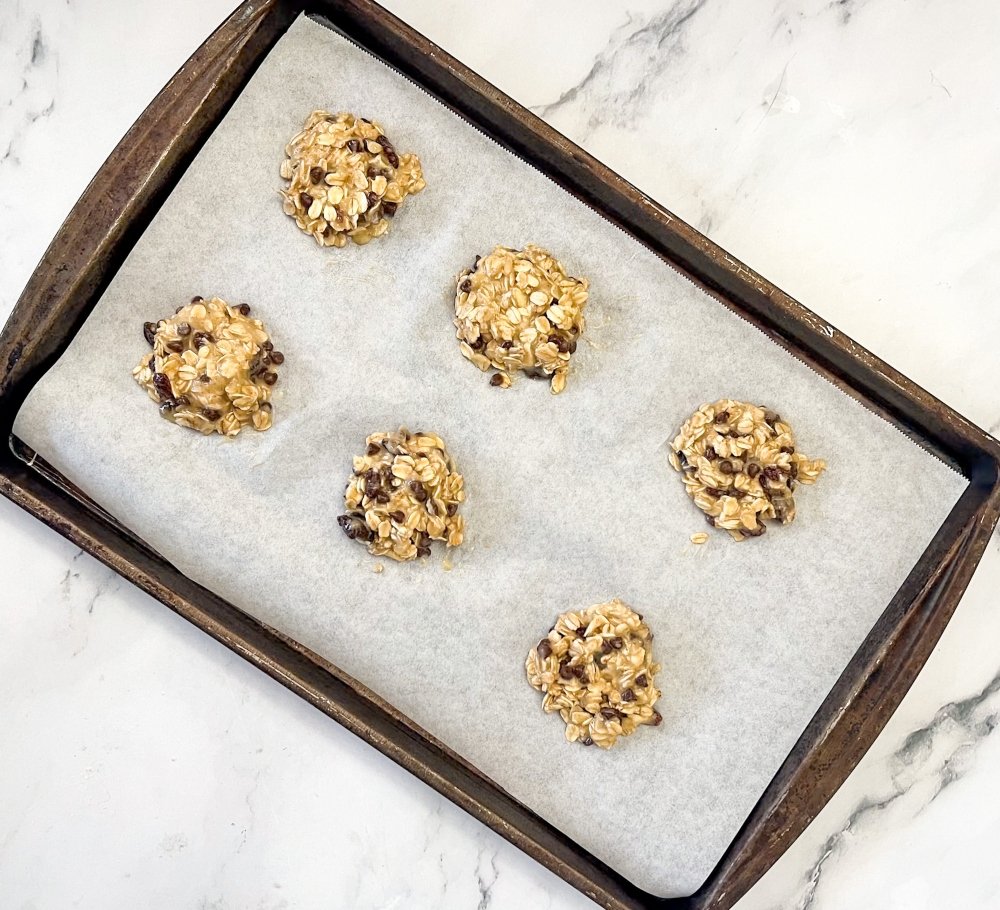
337, 428, 465, 562
280, 111, 425, 247
669, 400, 826, 540
525, 598, 662, 749
454, 244, 588, 394
133, 297, 282, 436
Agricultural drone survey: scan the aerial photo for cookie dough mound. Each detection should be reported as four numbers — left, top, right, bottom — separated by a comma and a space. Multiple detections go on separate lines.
338, 429, 465, 562
132, 297, 282, 436
280, 111, 425, 247
454, 244, 588, 395
525, 598, 662, 749
669, 400, 826, 540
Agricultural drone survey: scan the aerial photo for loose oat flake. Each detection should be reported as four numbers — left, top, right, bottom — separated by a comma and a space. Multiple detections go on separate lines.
669, 400, 826, 540
525, 599, 662, 749
454, 244, 588, 394
132, 297, 282, 436
337, 428, 465, 562
280, 110, 425, 247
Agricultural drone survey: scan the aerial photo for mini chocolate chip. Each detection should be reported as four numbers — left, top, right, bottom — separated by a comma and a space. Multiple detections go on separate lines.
174, 395, 190, 407
489, 373, 505, 387
376, 134, 391, 148
262, 339, 273, 352
190, 295, 203, 303
375, 491, 390, 504
366, 442, 381, 456
537, 639, 552, 659
551, 334, 569, 353
705, 488, 723, 498
762, 465, 783, 482
201, 407, 221, 421
601, 640, 613, 655
719, 460, 735, 475
500, 340, 513, 350
610, 636, 624, 650
382, 200, 397, 217
459, 278, 472, 293
705, 448, 718, 461
198, 373, 210, 383
143, 322, 157, 346
176, 322, 191, 337
652, 711, 664, 727
166, 341, 183, 353
385, 149, 399, 168
262, 371, 278, 386
635, 674, 648, 688
581, 736, 594, 746
621, 688, 636, 703
716, 409, 730, 422
152, 372, 173, 401
237, 303, 251, 316
309, 166, 324, 183
366, 191, 380, 209
269, 350, 285, 365
346, 138, 362, 153
337, 514, 371, 541
746, 462, 761, 479
550, 298, 559, 307
780, 445, 794, 454
417, 545, 432, 558
390, 510, 405, 523
446, 503, 458, 517
705, 513, 718, 527
299, 192, 313, 209
763, 409, 780, 426
573, 665, 587, 680
600, 707, 617, 720
559, 661, 573, 680
193, 331, 214, 348
470, 336, 486, 351
409, 481, 427, 502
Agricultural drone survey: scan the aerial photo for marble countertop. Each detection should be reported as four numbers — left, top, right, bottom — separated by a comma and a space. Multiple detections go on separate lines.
1, 1, 998, 907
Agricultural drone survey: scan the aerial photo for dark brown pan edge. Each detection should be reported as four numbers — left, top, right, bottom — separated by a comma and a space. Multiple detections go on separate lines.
0, 1, 997, 908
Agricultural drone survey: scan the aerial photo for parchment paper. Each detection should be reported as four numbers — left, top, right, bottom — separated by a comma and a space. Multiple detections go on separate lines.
14, 15, 967, 897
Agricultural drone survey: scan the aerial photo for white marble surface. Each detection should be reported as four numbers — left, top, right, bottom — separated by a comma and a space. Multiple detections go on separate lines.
1, 1, 998, 907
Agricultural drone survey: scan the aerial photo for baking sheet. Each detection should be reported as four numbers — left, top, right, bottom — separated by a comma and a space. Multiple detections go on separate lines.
13, 14, 967, 897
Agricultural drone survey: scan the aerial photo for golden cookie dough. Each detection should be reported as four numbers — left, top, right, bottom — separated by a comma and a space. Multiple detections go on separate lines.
133, 296, 282, 436
525, 598, 662, 749
669, 400, 826, 540
338, 428, 465, 562
454, 244, 588, 394
280, 110, 425, 247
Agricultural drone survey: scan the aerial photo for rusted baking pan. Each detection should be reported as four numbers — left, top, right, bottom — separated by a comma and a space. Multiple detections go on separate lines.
1, 1, 998, 907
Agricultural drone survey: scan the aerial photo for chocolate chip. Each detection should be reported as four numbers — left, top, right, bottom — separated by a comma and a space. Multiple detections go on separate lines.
719, 460, 735, 475
309, 166, 324, 184
323, 225, 334, 237
572, 666, 587, 681
704, 448, 718, 461
600, 707, 618, 720
635, 674, 648, 688
409, 481, 427, 502
610, 637, 624, 650
652, 711, 663, 727
346, 139, 362, 153
299, 192, 313, 209
198, 373, 210, 383
446, 503, 458, 517
366, 443, 380, 456
459, 278, 472, 293
201, 407, 221, 421
559, 661, 573, 680
262, 340, 273, 352
385, 149, 399, 168
537, 639, 552, 659
621, 688, 636, 703
762, 465, 783, 482
166, 341, 183, 353
390, 510, 405, 523
376, 134, 391, 148
746, 462, 761, 479
375, 491, 390, 504
237, 303, 251, 316
191, 295, 203, 303
705, 514, 717, 528
473, 255, 481, 268
152, 372, 173, 401
551, 334, 569, 353
780, 446, 794, 454
705, 488, 723, 498
366, 191, 380, 209
500, 340, 513, 350
581, 736, 594, 746
269, 350, 285, 365
417, 545, 432, 558
716, 409, 730, 422
261, 372, 278, 386
193, 332, 214, 348
382, 200, 397, 217
337, 514, 371, 541
601, 640, 613, 654
175, 322, 191, 337
489, 373, 505, 387
763, 409, 780, 426
143, 322, 157, 346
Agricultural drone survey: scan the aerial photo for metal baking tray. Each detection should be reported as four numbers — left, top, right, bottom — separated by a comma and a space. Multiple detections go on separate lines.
1, 2, 998, 907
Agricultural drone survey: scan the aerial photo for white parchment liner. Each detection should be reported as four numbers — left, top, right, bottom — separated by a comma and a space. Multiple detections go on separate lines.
14, 16, 967, 896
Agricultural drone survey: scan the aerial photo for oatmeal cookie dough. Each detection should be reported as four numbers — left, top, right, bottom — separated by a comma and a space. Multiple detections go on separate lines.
525, 599, 662, 749
337, 429, 465, 562
454, 244, 588, 395
669, 400, 826, 540
280, 111, 425, 247
133, 297, 282, 436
